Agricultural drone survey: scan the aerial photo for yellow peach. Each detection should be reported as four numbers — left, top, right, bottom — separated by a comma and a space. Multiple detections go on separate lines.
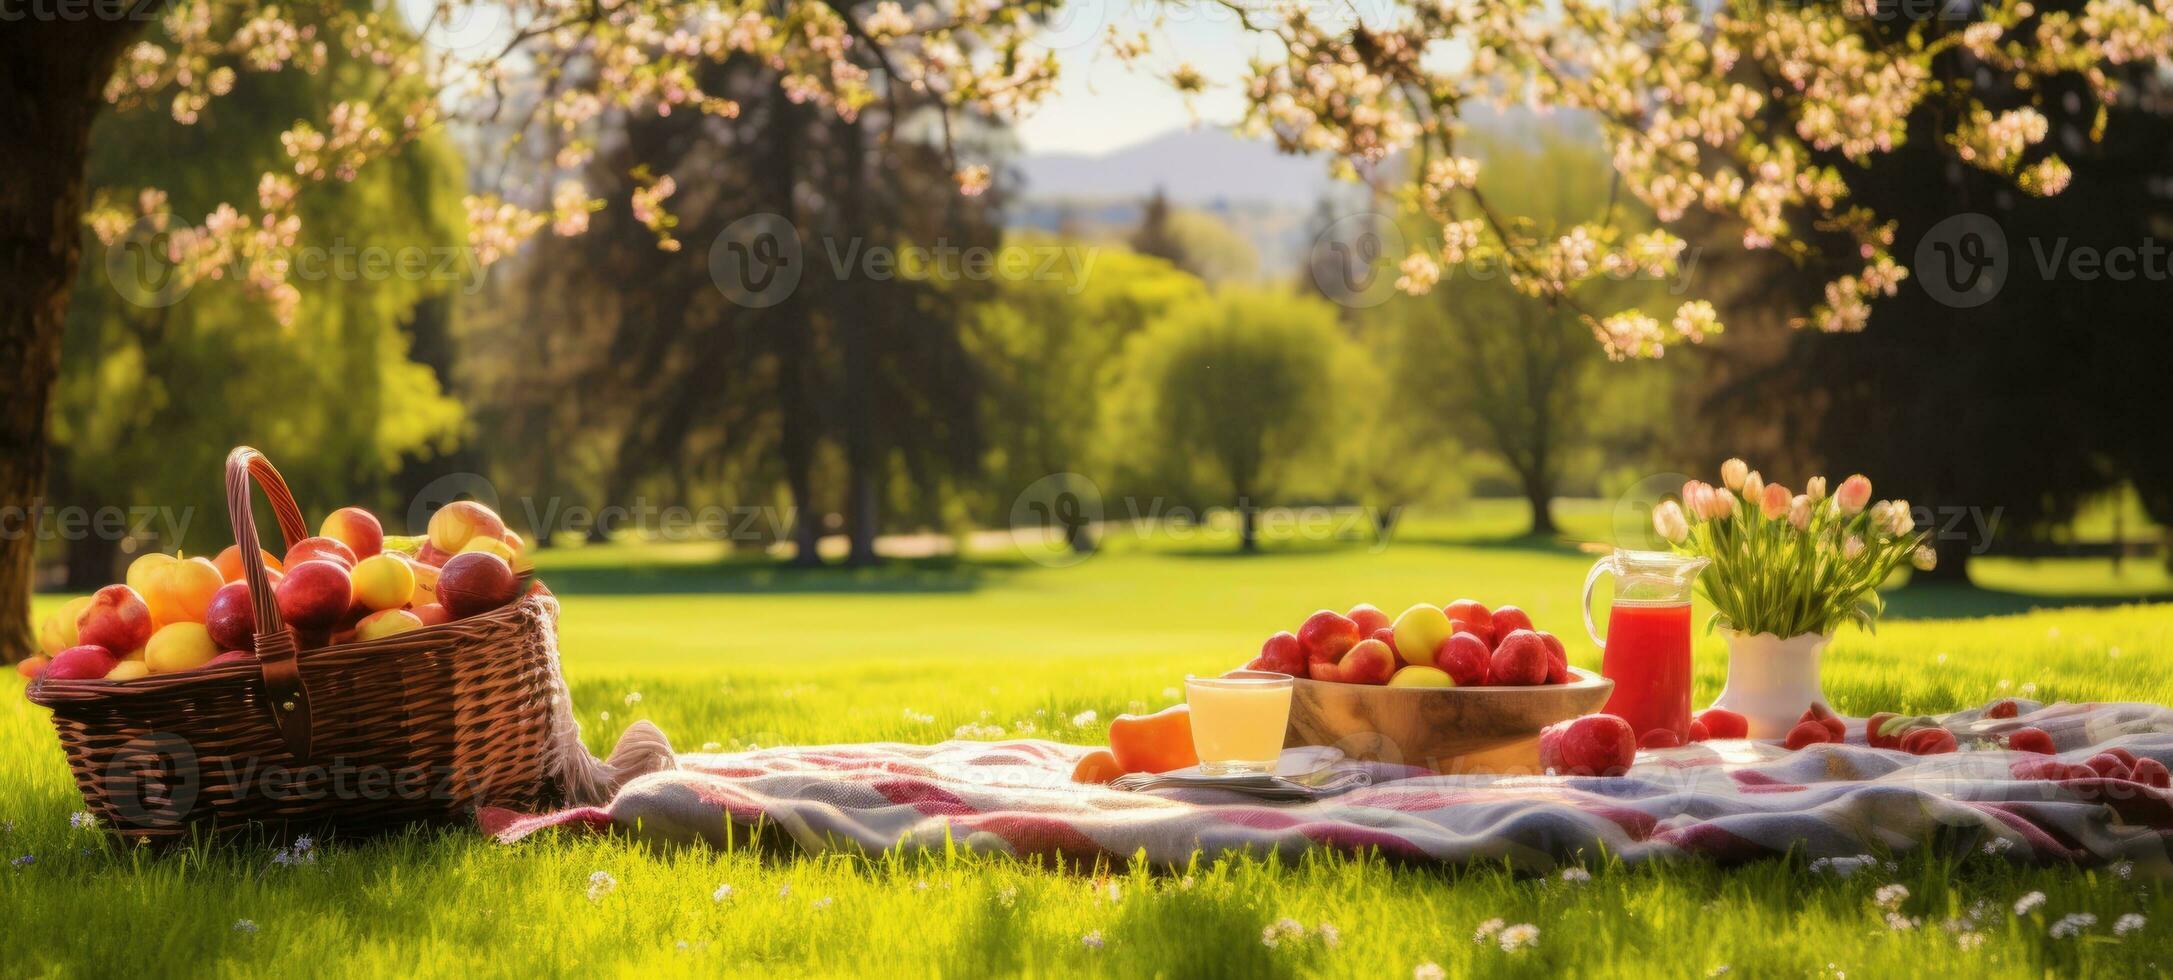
457, 536, 516, 562
427, 501, 507, 555
350, 553, 417, 612
143, 556, 224, 626
38, 595, 94, 654
125, 552, 176, 598
144, 622, 220, 674
355, 608, 424, 642
104, 661, 151, 682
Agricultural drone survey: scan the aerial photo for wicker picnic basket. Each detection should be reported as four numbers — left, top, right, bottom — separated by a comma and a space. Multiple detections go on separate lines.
27, 447, 674, 845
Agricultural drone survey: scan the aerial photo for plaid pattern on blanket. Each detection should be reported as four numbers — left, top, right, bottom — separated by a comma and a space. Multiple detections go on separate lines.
482, 700, 2173, 872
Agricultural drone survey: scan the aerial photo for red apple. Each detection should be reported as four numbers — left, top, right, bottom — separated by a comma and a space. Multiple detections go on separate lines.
44, 644, 119, 681
1865, 712, 1904, 749
1539, 714, 1636, 776
277, 559, 353, 631
1491, 605, 1535, 636
411, 603, 452, 627
1986, 699, 2019, 720
1297, 610, 1361, 671
319, 506, 385, 559
1784, 719, 1838, 750
204, 581, 257, 652
1489, 629, 1550, 686
1346, 603, 1391, 637
1799, 702, 1846, 741
437, 551, 520, 619
76, 584, 154, 655
2004, 727, 2055, 755
2132, 758, 2171, 789
1442, 599, 1493, 639
1318, 638, 1397, 685
1536, 631, 1569, 684
1447, 618, 1493, 649
1687, 719, 1711, 742
1696, 708, 1749, 740
1369, 627, 1399, 660
285, 536, 357, 569
1247, 631, 1306, 676
1432, 632, 1490, 686
2102, 747, 2139, 769
2085, 752, 2131, 779
1901, 727, 1957, 756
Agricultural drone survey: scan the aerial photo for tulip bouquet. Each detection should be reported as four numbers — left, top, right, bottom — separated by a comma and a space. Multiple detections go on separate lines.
1653, 459, 1934, 638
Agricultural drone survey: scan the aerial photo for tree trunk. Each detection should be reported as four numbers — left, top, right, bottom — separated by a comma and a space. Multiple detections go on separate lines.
767, 89, 824, 568
1238, 500, 1258, 553
0, 22, 143, 661
1520, 473, 1558, 537
836, 116, 879, 567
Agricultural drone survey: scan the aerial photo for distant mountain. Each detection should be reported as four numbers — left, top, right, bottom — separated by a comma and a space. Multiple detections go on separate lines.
1010, 127, 1343, 208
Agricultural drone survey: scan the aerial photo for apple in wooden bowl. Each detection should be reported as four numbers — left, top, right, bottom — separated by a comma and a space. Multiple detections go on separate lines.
1284, 667, 1614, 774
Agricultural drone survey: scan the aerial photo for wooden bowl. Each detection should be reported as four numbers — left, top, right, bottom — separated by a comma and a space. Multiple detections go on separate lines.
1284, 667, 1614, 774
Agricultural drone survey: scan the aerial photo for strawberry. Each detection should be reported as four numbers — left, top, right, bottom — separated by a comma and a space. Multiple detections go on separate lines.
1900, 727, 1957, 755
2003, 727, 2055, 755
2132, 758, 2171, 789
1784, 720, 1836, 750
1985, 699, 2020, 720
1799, 702, 1846, 741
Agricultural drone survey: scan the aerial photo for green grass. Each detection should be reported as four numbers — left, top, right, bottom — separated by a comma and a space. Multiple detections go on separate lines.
4, 502, 2170, 976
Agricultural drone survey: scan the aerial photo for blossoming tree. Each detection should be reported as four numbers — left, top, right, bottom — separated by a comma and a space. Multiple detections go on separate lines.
2, 0, 2169, 659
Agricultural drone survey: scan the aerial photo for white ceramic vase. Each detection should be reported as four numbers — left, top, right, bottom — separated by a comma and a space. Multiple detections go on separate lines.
1710, 630, 1833, 739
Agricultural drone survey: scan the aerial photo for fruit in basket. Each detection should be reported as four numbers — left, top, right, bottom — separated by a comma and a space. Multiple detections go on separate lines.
37, 595, 94, 654
104, 660, 150, 681
125, 552, 175, 597
458, 535, 518, 562
1246, 631, 1306, 676
212, 545, 284, 583
1695, 708, 1748, 740
356, 608, 425, 642
1296, 610, 1361, 671
1368, 627, 1399, 659
1313, 637, 1398, 685
204, 581, 257, 651
17, 656, 49, 679
1491, 606, 1535, 636
350, 553, 416, 612
77, 585, 155, 654
412, 602, 452, 627
429, 500, 508, 555
1108, 703, 1198, 774
1539, 713, 1636, 776
1071, 749, 1125, 784
1537, 631, 1569, 684
438, 551, 520, 618
208, 651, 256, 666
145, 622, 220, 674
1489, 629, 1551, 686
277, 559, 354, 630
286, 536, 358, 569
1433, 632, 1490, 686
141, 555, 223, 626
45, 645, 120, 681
2005, 727, 2055, 755
1391, 604, 1453, 668
1387, 665, 1454, 688
1346, 603, 1391, 637
319, 506, 384, 559
1442, 599, 1493, 641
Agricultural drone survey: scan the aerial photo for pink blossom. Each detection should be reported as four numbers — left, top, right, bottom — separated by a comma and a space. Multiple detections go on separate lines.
1836, 475, 1873, 515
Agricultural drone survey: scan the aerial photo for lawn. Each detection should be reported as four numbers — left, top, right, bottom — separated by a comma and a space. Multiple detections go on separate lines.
4, 502, 2171, 977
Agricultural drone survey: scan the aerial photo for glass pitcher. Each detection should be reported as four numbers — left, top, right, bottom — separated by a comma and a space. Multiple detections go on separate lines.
1581, 550, 1710, 741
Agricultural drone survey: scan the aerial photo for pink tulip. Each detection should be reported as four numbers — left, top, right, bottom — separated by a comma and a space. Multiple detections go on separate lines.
1760, 483, 1790, 520
1720, 458, 1749, 491
1788, 494, 1812, 530
1709, 490, 1736, 520
1836, 474, 1872, 515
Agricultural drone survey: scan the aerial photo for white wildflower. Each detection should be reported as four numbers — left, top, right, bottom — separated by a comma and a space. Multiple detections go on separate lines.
1982, 838, 2014, 855
1874, 884, 1909, 910
1316, 922, 1341, 948
1082, 929, 1104, 949
1885, 912, 1919, 931
1263, 917, 1305, 948
1956, 931, 1986, 951
586, 870, 617, 902
1414, 964, 1447, 980
812, 896, 834, 910
997, 885, 1018, 908
69, 811, 95, 830
1560, 866, 1593, 884
1071, 710, 1099, 728
712, 884, 734, 902
2014, 891, 2046, 916
1497, 923, 1539, 952
1810, 855, 1875, 878
10, 855, 33, 867
623, 691, 643, 706
233, 919, 259, 934
1474, 917, 1506, 942
2049, 912, 2097, 938
2114, 861, 2135, 880
2115, 913, 2146, 936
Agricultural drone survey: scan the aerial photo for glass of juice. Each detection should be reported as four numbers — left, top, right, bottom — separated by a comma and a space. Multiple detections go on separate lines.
1582, 549, 1709, 741
1185, 670, 1295, 775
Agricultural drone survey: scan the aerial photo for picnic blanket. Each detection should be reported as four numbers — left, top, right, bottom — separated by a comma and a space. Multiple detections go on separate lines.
483, 700, 2173, 873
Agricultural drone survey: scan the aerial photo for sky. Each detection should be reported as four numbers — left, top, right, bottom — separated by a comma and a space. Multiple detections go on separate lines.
1010, 0, 1265, 156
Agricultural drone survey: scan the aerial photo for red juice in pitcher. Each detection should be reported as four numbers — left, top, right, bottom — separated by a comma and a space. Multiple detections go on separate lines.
1581, 550, 1707, 742
1598, 602, 1693, 739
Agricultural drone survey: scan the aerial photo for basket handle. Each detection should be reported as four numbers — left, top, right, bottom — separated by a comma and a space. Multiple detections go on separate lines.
225, 446, 317, 759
